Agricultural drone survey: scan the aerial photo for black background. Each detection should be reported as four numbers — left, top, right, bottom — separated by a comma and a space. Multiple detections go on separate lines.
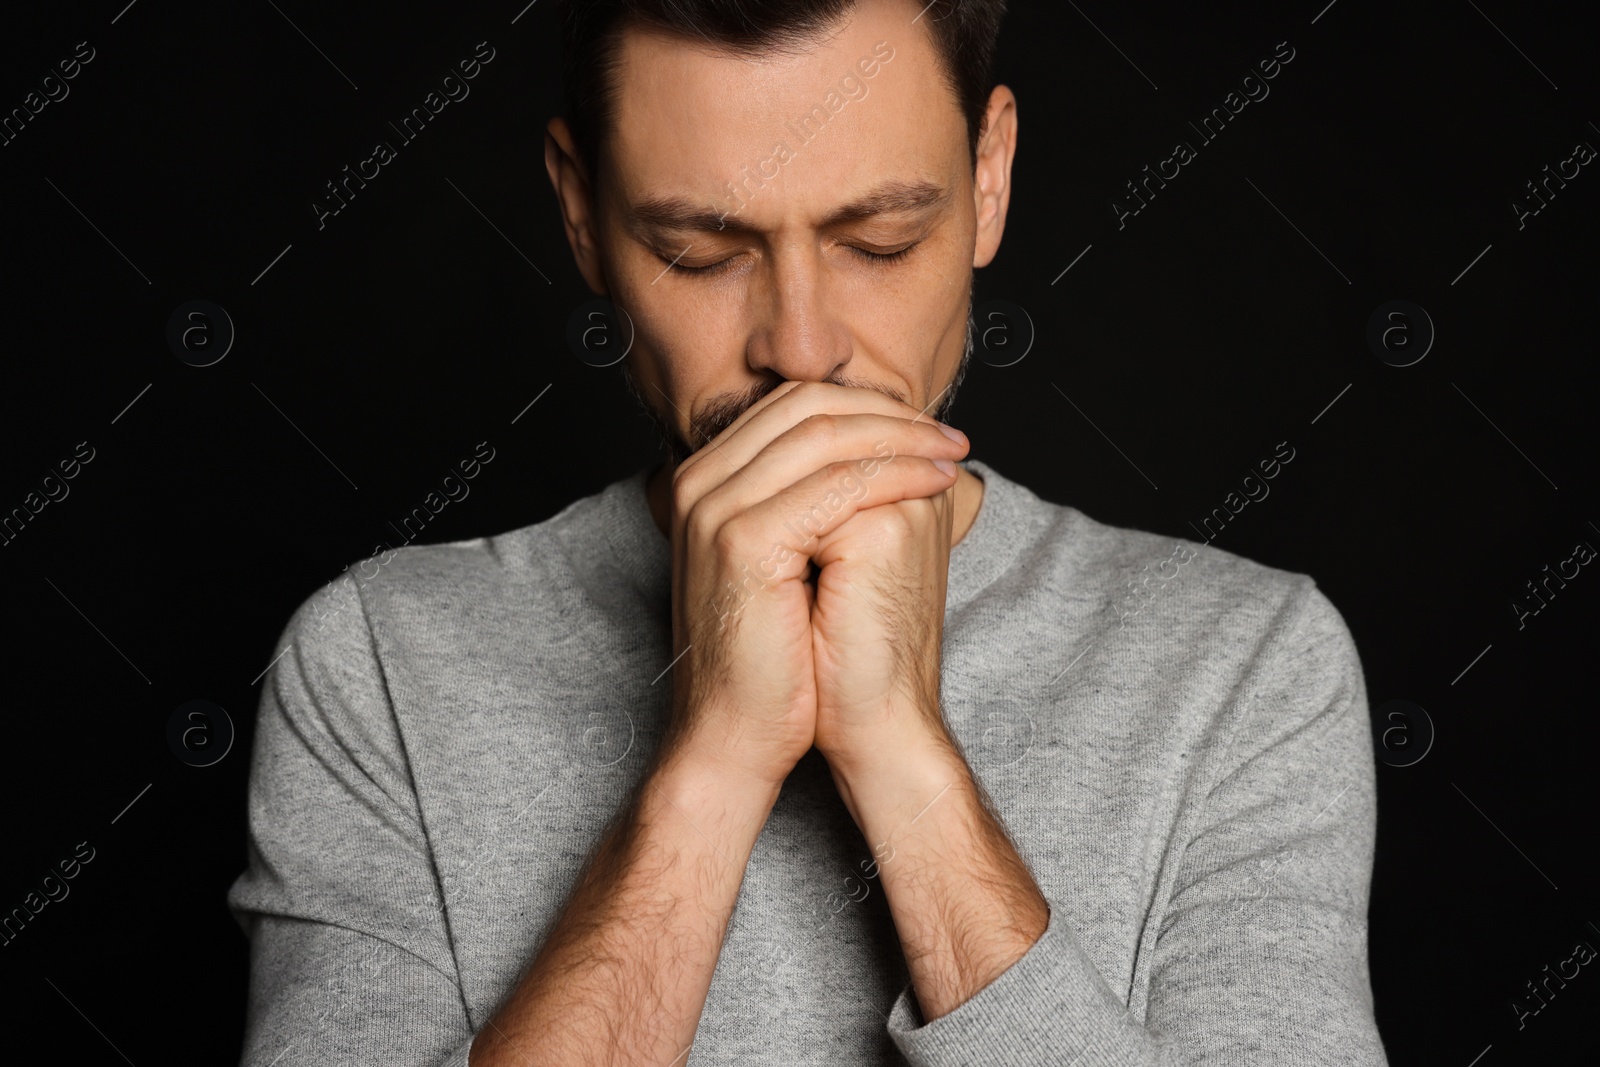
1, 1, 1595, 1063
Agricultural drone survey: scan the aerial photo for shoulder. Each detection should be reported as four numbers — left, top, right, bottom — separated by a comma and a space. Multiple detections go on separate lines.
332, 472, 637, 627
1014, 492, 1371, 804
1089, 508, 1355, 675
979, 461, 1360, 692
987, 463, 1322, 627
263, 473, 636, 705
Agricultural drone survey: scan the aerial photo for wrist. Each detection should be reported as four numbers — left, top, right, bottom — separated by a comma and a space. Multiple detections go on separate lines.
655, 694, 807, 799
818, 707, 960, 792
825, 736, 970, 844
647, 743, 785, 824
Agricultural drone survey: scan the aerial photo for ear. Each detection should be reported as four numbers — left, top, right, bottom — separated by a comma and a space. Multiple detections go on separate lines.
971, 85, 1018, 270
544, 116, 609, 295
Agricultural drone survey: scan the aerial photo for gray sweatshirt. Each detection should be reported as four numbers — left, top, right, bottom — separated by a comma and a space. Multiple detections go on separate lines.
227, 458, 1389, 1066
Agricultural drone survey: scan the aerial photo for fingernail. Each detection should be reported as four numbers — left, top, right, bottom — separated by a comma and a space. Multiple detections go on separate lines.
933, 458, 958, 476
936, 422, 967, 444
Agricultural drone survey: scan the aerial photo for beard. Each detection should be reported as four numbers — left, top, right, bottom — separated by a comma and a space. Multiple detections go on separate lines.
620, 302, 976, 466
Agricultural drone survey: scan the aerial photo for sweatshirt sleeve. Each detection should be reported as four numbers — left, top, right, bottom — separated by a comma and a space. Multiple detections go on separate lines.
226, 579, 480, 1067
885, 577, 1390, 1066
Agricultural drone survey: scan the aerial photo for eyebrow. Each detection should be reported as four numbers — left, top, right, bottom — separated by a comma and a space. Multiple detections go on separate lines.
625, 178, 951, 238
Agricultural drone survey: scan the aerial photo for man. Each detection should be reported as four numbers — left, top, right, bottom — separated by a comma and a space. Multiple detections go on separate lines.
228, 1, 1389, 1064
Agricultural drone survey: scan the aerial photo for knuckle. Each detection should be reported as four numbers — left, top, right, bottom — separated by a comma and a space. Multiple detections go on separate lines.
711, 514, 747, 557
829, 458, 861, 483
877, 505, 917, 541
671, 470, 701, 519
848, 503, 890, 534
685, 499, 718, 545
790, 381, 837, 415
799, 412, 838, 448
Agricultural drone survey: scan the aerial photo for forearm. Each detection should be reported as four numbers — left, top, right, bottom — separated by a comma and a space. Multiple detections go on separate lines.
832, 739, 1049, 1023
471, 751, 778, 1066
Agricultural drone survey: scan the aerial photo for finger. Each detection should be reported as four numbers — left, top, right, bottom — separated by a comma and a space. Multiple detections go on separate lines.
710, 455, 960, 584
694, 411, 967, 529
675, 381, 961, 494
810, 486, 952, 572
671, 379, 806, 491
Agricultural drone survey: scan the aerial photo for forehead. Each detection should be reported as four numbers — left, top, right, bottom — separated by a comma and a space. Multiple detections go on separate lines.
603, 0, 966, 220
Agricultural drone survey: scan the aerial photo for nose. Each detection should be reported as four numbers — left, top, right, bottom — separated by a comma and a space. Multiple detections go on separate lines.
745, 246, 853, 382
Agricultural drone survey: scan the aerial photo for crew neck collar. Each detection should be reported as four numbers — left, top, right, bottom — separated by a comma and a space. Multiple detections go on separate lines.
598, 458, 1036, 617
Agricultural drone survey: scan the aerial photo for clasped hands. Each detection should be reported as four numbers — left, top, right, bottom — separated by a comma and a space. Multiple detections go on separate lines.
662, 379, 971, 802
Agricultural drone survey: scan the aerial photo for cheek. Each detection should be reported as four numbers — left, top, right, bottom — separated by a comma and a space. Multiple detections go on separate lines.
854, 251, 970, 364
613, 274, 747, 387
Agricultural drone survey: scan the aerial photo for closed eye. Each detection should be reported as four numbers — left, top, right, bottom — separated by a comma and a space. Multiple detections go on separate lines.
659, 240, 922, 276
665, 255, 742, 276
847, 242, 919, 265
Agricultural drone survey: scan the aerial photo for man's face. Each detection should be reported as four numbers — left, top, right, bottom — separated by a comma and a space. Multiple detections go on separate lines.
556, 0, 1012, 462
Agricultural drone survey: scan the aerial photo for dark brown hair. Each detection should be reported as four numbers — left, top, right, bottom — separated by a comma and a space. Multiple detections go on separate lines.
556, 0, 1008, 184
